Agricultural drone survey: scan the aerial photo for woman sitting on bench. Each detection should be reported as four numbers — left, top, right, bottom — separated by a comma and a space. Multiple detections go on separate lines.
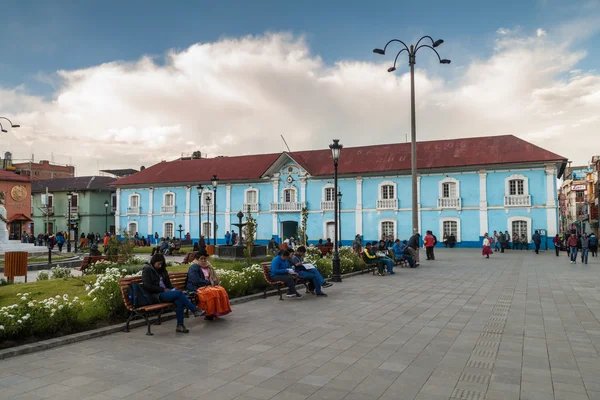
186, 251, 232, 320
142, 254, 206, 333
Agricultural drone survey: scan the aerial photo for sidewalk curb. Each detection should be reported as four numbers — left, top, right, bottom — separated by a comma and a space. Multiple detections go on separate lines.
0, 268, 374, 360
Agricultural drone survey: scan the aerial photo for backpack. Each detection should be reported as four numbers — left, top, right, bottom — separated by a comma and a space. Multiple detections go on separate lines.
127, 283, 153, 308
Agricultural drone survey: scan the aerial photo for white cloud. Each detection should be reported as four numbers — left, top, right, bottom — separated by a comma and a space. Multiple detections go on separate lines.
536, 28, 547, 37
1, 27, 600, 175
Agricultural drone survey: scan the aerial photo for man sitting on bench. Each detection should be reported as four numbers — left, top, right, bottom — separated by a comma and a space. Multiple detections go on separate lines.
151, 239, 169, 256
363, 242, 387, 276
392, 239, 416, 268
289, 246, 332, 297
270, 250, 302, 298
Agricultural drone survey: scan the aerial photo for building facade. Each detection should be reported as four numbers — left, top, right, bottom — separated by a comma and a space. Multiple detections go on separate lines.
112, 135, 567, 249
0, 170, 33, 239
31, 177, 116, 237
9, 158, 75, 180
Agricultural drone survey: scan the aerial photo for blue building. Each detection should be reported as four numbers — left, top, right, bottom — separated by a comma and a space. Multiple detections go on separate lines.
112, 135, 567, 248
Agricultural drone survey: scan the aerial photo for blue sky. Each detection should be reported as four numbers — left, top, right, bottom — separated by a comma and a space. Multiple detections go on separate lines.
0, 0, 599, 174
1, 0, 597, 95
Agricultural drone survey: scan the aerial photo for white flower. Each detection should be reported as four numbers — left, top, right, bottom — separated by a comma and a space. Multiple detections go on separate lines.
20, 296, 27, 301
55, 295, 60, 299
58, 305, 64, 310
17, 320, 22, 324
22, 315, 30, 320
0, 325, 4, 330
51, 309, 56, 313
17, 293, 22, 296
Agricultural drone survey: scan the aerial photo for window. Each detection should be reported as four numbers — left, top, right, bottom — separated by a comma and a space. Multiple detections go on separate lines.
443, 221, 458, 238
164, 193, 174, 206
512, 220, 528, 239
164, 222, 174, 238
203, 192, 213, 205
130, 195, 139, 207
283, 188, 296, 203
245, 189, 258, 204
127, 222, 137, 236
324, 187, 335, 202
381, 221, 395, 238
442, 182, 457, 198
509, 179, 524, 196
381, 185, 395, 200
71, 194, 78, 207
202, 222, 212, 237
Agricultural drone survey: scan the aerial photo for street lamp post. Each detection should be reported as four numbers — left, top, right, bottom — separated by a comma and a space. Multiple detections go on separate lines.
373, 36, 450, 234
205, 193, 211, 245
197, 184, 204, 245
67, 192, 72, 252
330, 139, 343, 282
0, 117, 20, 133
104, 200, 109, 233
338, 191, 343, 248
212, 175, 219, 246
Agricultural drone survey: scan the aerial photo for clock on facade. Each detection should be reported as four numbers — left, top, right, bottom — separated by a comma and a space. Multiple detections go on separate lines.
11, 185, 27, 202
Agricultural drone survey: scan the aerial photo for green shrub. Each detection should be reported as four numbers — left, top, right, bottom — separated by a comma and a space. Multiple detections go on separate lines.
36, 271, 50, 281
0, 278, 13, 286
0, 292, 85, 342
86, 268, 131, 319
50, 266, 72, 279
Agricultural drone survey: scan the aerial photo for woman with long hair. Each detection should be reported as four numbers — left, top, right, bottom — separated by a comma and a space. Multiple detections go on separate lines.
142, 254, 206, 333
186, 251, 232, 320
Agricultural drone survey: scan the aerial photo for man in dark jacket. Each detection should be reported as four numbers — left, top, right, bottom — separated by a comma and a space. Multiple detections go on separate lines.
498, 230, 506, 253
532, 230, 542, 254
408, 232, 421, 263
141, 255, 205, 333
89, 244, 102, 257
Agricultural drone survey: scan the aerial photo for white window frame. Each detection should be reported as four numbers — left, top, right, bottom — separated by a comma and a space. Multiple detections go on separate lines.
507, 216, 532, 242
129, 194, 140, 208
282, 186, 297, 203
439, 217, 461, 242
439, 177, 460, 198
201, 221, 213, 237
163, 192, 175, 206
322, 184, 335, 202
378, 218, 397, 240
111, 193, 117, 211
127, 221, 138, 236
244, 188, 259, 204
163, 221, 175, 238
505, 174, 529, 196
378, 180, 397, 200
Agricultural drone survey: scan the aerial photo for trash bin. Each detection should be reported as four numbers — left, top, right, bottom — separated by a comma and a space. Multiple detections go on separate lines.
206, 245, 215, 256
5, 251, 28, 282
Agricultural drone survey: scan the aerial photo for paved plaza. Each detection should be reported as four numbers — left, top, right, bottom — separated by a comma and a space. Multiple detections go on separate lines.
1, 249, 600, 400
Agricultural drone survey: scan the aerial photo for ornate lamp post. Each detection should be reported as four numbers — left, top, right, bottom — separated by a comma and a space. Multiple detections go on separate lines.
373, 36, 450, 234
0, 117, 19, 133
197, 184, 204, 245
205, 192, 212, 245
330, 139, 343, 282
104, 200, 109, 233
338, 191, 343, 248
67, 192, 72, 252
211, 175, 219, 245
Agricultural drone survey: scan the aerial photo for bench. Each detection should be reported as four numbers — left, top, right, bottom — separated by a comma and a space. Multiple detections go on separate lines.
318, 245, 333, 256
387, 251, 409, 268
77, 254, 129, 272
261, 262, 310, 300
360, 253, 378, 275
118, 271, 196, 335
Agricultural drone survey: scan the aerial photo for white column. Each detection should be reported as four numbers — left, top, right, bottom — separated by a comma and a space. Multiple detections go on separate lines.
546, 166, 558, 236
115, 188, 121, 232
185, 186, 191, 234
225, 184, 231, 232
355, 177, 363, 235
148, 188, 153, 236
479, 171, 488, 236
300, 177, 307, 203
272, 175, 279, 236
417, 176, 422, 235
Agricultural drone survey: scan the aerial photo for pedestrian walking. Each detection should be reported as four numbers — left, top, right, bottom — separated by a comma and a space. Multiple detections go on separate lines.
56, 232, 65, 252
581, 233, 590, 265
493, 231, 500, 252
568, 233, 578, 264
424, 231, 436, 260
532, 230, 541, 254
589, 233, 598, 257
553, 234, 561, 257
482, 233, 493, 259
498, 230, 506, 253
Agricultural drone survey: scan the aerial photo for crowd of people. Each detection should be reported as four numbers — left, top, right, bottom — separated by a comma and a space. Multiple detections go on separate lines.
559, 232, 598, 265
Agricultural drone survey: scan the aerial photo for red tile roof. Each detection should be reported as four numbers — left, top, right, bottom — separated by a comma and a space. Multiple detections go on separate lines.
0, 170, 30, 182
113, 135, 566, 186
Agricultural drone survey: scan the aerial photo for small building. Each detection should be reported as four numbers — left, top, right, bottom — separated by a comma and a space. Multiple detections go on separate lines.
0, 170, 32, 240
112, 135, 567, 249
10, 158, 75, 180
31, 176, 116, 237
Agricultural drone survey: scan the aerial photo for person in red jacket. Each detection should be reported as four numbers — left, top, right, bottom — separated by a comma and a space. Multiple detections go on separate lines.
552, 234, 561, 257
423, 230, 436, 260
567, 233, 579, 264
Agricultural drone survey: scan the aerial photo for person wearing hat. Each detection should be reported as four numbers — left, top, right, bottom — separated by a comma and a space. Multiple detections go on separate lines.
89, 243, 103, 257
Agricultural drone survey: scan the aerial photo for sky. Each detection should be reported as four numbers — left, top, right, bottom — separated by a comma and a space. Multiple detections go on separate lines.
0, 0, 599, 175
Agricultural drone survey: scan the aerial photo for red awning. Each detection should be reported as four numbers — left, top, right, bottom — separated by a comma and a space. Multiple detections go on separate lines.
7, 214, 33, 223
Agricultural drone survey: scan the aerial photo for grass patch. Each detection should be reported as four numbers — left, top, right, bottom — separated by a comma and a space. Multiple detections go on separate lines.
0, 255, 71, 266
0, 276, 96, 308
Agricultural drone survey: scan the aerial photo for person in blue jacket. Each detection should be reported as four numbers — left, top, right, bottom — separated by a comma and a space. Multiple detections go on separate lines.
270, 250, 302, 298
224, 231, 231, 245
392, 239, 416, 268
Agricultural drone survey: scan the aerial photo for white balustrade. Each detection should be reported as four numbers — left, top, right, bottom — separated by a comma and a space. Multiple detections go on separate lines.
376, 198, 398, 210
243, 203, 259, 213
504, 195, 531, 207
127, 206, 140, 215
201, 204, 214, 214
437, 197, 461, 209
320, 201, 335, 211
161, 205, 175, 214
270, 202, 306, 212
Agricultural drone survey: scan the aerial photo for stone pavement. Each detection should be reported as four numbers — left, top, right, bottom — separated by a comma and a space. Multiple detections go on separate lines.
1, 248, 600, 400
